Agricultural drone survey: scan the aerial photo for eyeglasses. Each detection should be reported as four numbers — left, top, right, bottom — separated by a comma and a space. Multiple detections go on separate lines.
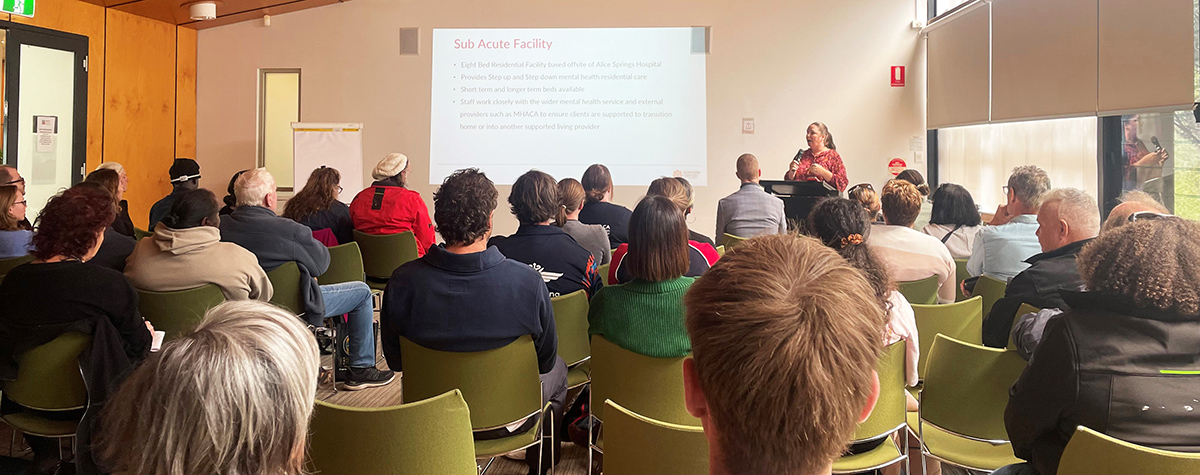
1127, 211, 1176, 223
337, 186, 344, 193
847, 183, 873, 194
4, 177, 23, 186
1002, 185, 1010, 195
13, 200, 25, 206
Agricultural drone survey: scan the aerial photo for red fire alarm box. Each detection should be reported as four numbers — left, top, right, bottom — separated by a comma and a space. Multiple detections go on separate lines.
891, 66, 905, 87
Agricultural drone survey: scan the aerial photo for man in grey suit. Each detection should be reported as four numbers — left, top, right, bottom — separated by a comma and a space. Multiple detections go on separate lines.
715, 154, 787, 245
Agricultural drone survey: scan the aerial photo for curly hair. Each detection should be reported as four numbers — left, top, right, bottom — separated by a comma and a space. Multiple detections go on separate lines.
880, 179, 921, 227
806, 198, 893, 319
581, 164, 613, 203
508, 170, 559, 225
1078, 218, 1200, 315
283, 167, 341, 222
32, 183, 117, 261
433, 168, 498, 246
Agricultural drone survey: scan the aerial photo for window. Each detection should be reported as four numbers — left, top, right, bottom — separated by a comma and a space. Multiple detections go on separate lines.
931, 0, 972, 20
259, 69, 300, 191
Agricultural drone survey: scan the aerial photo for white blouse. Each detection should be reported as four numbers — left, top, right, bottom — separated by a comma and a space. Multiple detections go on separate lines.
922, 223, 981, 260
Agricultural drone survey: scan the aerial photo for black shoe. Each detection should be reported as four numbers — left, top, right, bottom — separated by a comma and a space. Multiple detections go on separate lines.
343, 366, 395, 390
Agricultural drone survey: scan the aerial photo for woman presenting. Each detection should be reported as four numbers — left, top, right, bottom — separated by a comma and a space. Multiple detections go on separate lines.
783, 122, 848, 191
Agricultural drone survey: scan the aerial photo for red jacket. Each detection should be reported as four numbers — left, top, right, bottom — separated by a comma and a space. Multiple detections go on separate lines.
349, 183, 435, 256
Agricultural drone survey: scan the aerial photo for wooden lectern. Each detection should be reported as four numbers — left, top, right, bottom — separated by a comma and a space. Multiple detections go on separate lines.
760, 180, 840, 231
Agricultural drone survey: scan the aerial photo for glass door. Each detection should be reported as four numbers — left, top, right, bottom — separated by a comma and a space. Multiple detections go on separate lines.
2, 23, 87, 219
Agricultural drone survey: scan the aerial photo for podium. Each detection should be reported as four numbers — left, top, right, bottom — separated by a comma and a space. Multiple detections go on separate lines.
761, 180, 840, 230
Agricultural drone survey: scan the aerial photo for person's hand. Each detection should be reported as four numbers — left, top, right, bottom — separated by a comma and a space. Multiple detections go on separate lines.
789, 160, 802, 173
808, 163, 831, 180
988, 204, 1012, 226
145, 321, 156, 334
960, 280, 972, 298
1156, 149, 1170, 164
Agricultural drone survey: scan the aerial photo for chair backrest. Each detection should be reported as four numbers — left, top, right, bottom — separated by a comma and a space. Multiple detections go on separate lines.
266, 261, 305, 315
0, 254, 34, 276
551, 290, 590, 367
912, 296, 984, 379
399, 335, 542, 431
715, 245, 725, 257
603, 399, 708, 475
1008, 303, 1042, 350
598, 263, 612, 286
137, 284, 226, 340
353, 230, 419, 281
590, 335, 699, 426
921, 334, 1026, 442
851, 341, 907, 441
974, 274, 1008, 317
2, 331, 91, 411
317, 242, 365, 285
309, 389, 477, 475
954, 258, 969, 302
722, 233, 748, 249
897, 275, 940, 305
134, 228, 153, 240
1058, 425, 1200, 475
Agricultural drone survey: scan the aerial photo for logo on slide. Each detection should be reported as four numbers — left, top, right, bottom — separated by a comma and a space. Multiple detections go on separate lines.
530, 263, 564, 283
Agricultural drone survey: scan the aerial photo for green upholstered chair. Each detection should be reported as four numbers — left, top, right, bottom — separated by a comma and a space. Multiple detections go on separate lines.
1057, 425, 1200, 475
134, 227, 153, 240
833, 341, 908, 474
309, 390, 477, 475
317, 242, 365, 286
915, 335, 1025, 472
602, 400, 708, 475
974, 274, 1008, 318
598, 263, 612, 286
897, 274, 940, 305
353, 230, 420, 291
551, 289, 591, 389
398, 335, 551, 474
953, 259, 970, 302
715, 245, 725, 257
912, 296, 983, 379
0, 254, 34, 276
0, 332, 91, 446
136, 284, 226, 340
721, 233, 748, 249
266, 261, 305, 316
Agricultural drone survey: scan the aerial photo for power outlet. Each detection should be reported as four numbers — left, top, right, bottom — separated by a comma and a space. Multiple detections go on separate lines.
742, 118, 755, 134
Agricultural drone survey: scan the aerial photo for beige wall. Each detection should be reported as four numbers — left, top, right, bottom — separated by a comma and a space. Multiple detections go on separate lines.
197, 0, 926, 238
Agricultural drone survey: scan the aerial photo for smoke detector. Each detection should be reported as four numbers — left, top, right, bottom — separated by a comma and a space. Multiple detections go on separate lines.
188, 2, 217, 21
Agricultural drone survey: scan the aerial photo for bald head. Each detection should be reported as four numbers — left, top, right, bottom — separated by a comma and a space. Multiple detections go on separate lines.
1101, 191, 1169, 234
736, 154, 760, 183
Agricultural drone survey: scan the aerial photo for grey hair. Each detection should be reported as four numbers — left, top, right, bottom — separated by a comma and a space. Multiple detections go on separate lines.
235, 168, 276, 207
97, 162, 125, 176
1041, 188, 1100, 238
98, 301, 319, 475
1008, 165, 1051, 208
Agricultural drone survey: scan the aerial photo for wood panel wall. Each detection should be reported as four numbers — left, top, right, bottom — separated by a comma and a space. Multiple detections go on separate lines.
3, 0, 198, 228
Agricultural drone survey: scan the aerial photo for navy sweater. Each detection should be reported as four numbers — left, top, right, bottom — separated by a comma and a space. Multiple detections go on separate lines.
488, 224, 603, 298
381, 245, 559, 374
578, 201, 632, 248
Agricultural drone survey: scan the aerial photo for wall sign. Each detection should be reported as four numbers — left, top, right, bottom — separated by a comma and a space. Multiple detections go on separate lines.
888, 158, 907, 175
891, 66, 905, 87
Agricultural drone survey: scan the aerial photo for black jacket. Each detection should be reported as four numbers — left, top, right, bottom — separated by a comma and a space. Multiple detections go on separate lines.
1005, 291, 1200, 475
578, 201, 632, 248
112, 200, 136, 238
488, 224, 603, 298
219, 206, 330, 324
982, 239, 1091, 348
294, 201, 354, 245
89, 226, 137, 272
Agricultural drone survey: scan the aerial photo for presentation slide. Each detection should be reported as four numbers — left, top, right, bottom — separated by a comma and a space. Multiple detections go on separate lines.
430, 28, 707, 186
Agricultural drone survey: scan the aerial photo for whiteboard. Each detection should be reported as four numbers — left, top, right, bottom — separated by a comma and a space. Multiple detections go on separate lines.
292, 122, 363, 203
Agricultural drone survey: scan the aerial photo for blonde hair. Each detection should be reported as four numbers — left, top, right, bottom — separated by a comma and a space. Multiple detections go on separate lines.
880, 179, 921, 227
848, 186, 881, 216
97, 161, 125, 176
556, 178, 586, 226
685, 234, 885, 474
0, 186, 21, 231
646, 177, 690, 213
98, 301, 319, 475
235, 168, 276, 207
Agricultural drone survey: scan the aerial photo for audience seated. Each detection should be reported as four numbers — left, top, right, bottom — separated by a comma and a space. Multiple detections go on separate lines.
556, 178, 611, 265
715, 153, 787, 244
578, 163, 633, 248
848, 183, 883, 223
869, 180, 956, 304
219, 168, 393, 390
672, 176, 716, 247
683, 233, 885, 475
589, 195, 696, 358
98, 301, 318, 475
0, 185, 31, 258
219, 169, 248, 216
125, 188, 272, 301
349, 153, 435, 256
0, 165, 30, 229
489, 170, 603, 298
610, 194, 719, 284
808, 198, 919, 389
967, 165, 1050, 281
0, 183, 153, 474
92, 164, 135, 238
380, 168, 565, 475
922, 183, 982, 259
1000, 216, 1200, 475
75, 182, 137, 273
896, 169, 932, 230
283, 166, 354, 245
982, 188, 1098, 348
149, 158, 202, 232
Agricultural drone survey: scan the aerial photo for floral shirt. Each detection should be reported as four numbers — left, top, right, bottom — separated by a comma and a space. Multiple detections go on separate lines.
785, 148, 848, 191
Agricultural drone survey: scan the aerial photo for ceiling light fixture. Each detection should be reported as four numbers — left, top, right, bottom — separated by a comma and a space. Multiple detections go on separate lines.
188, 1, 217, 21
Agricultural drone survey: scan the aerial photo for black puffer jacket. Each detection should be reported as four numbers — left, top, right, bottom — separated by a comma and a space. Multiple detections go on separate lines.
1005, 291, 1200, 475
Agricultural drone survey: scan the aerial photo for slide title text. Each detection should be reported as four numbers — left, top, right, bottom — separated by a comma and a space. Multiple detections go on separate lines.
454, 38, 553, 51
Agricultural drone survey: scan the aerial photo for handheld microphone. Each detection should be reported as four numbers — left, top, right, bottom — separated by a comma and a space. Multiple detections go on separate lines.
1151, 136, 1163, 152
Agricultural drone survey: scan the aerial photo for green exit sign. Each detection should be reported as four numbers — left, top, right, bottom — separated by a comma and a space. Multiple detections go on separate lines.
2, 0, 34, 18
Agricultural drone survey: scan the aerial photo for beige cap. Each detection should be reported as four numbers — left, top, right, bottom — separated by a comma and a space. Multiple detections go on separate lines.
372, 153, 409, 180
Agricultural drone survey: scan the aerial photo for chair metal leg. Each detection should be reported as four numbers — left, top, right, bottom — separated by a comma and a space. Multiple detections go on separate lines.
479, 456, 495, 474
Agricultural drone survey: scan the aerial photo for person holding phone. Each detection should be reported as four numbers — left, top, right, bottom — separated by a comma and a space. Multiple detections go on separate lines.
783, 122, 848, 192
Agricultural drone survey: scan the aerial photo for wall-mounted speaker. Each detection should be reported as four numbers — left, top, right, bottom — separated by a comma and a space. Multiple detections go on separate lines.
399, 28, 419, 56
